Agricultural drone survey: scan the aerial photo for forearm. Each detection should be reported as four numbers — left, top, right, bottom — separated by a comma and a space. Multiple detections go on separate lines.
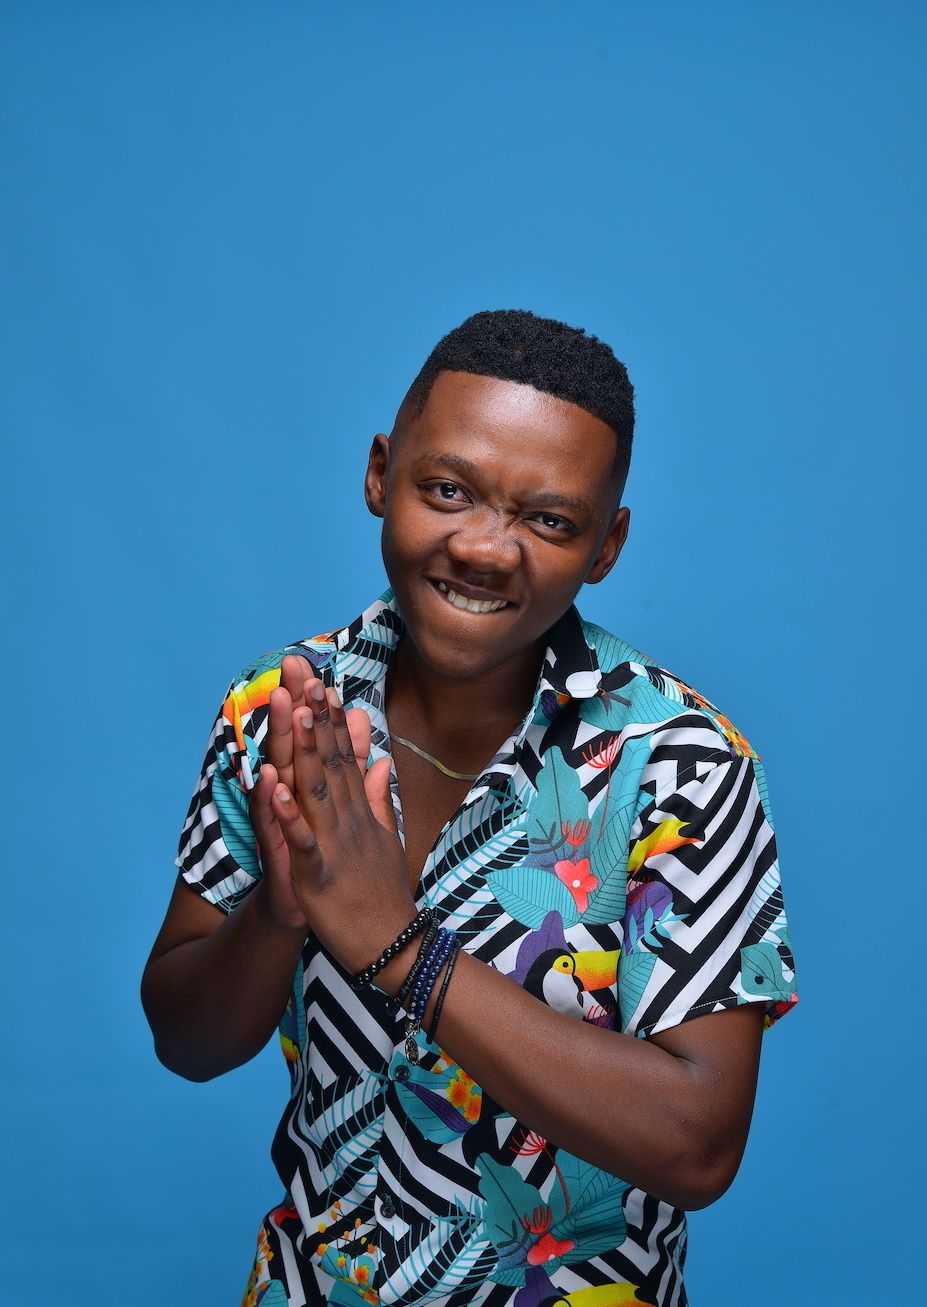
141, 884, 308, 1082
381, 948, 735, 1210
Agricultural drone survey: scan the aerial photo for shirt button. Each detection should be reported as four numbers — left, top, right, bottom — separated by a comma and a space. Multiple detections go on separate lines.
394, 1064, 410, 1083
380, 1196, 396, 1219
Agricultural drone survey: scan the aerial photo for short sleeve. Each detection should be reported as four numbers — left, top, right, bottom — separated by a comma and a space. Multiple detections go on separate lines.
619, 754, 797, 1038
174, 662, 281, 912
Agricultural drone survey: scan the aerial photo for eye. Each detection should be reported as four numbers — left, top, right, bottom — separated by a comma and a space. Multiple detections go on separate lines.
423, 480, 469, 503
530, 511, 576, 535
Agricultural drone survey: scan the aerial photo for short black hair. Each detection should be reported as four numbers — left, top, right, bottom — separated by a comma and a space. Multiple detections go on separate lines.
400, 308, 635, 485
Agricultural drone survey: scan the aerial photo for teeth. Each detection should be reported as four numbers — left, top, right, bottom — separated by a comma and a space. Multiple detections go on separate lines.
435, 580, 508, 613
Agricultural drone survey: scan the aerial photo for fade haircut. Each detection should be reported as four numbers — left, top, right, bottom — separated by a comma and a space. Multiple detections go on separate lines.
400, 309, 635, 486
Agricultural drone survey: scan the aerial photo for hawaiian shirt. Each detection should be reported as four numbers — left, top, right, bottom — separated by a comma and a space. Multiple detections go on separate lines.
176, 591, 797, 1307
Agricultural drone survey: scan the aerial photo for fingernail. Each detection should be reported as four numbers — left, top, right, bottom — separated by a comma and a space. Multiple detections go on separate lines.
275, 784, 292, 802
309, 681, 326, 703
301, 711, 313, 730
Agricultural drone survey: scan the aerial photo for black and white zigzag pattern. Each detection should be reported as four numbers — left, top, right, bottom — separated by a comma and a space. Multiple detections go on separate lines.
175, 593, 795, 1307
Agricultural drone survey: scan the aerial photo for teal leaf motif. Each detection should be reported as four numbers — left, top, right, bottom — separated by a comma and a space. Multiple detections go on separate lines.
581, 736, 651, 924
618, 949, 658, 1029
211, 766, 259, 877
255, 1282, 289, 1306
476, 1154, 541, 1276
740, 942, 791, 999
547, 1151, 629, 1261
306, 1075, 385, 1168
432, 790, 527, 896
608, 735, 653, 812
382, 1212, 496, 1304
584, 807, 632, 924
527, 747, 587, 848
485, 866, 578, 929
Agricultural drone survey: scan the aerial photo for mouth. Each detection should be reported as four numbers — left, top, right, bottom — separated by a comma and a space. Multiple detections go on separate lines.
428, 578, 515, 615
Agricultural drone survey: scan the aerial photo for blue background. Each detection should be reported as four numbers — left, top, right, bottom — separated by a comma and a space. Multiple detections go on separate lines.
3, 2, 923, 1302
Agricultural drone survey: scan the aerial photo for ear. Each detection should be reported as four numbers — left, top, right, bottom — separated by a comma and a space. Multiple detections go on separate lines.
364, 433, 391, 518
585, 506, 630, 585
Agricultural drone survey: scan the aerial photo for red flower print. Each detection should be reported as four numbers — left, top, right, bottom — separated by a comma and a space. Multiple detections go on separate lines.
553, 856, 598, 913
582, 736, 621, 769
526, 1232, 575, 1264
560, 819, 591, 848
519, 1205, 553, 1235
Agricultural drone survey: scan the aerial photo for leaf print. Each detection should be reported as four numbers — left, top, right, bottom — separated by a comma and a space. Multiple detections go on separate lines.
527, 747, 587, 850
395, 1063, 484, 1142
485, 866, 578, 929
583, 810, 632, 924
397, 1080, 473, 1138
547, 1151, 629, 1261
254, 1283, 288, 1306
435, 831, 528, 893
739, 942, 792, 1000
380, 1212, 495, 1304
624, 881, 673, 943
618, 949, 658, 1029
211, 759, 261, 877
476, 1153, 543, 1275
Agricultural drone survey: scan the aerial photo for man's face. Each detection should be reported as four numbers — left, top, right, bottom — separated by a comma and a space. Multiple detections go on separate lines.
365, 370, 630, 683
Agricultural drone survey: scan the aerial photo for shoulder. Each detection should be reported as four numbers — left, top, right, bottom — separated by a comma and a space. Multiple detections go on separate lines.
578, 617, 760, 764
226, 626, 342, 700
215, 623, 346, 775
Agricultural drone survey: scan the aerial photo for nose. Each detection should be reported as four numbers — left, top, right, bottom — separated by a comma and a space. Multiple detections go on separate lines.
445, 508, 521, 576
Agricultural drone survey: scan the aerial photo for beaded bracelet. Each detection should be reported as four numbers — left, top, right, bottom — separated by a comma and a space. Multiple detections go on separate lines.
427, 939, 460, 1041
350, 907, 435, 989
404, 928, 457, 1062
386, 920, 439, 1013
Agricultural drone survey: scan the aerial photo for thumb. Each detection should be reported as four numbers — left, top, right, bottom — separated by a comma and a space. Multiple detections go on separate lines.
364, 756, 397, 834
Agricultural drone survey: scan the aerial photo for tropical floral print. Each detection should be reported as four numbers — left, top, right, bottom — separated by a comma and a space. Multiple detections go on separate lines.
177, 592, 796, 1306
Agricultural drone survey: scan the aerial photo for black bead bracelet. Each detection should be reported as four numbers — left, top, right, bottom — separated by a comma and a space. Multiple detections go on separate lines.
350, 907, 435, 989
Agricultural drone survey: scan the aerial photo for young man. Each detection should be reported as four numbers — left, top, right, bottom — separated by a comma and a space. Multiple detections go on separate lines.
143, 310, 797, 1307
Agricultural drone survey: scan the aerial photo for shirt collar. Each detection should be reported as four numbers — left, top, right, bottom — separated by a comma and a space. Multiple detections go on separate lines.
331, 588, 604, 725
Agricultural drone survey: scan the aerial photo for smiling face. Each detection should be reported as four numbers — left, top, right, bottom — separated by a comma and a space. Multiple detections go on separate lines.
364, 370, 630, 685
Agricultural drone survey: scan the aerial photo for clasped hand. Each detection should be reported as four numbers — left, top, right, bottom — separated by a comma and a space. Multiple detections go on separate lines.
249, 655, 417, 975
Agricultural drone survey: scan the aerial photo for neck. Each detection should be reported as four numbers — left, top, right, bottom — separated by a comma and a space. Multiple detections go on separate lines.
385, 634, 544, 753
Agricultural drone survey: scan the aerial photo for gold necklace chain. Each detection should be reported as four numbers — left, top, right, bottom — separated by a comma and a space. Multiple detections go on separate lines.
390, 731, 480, 782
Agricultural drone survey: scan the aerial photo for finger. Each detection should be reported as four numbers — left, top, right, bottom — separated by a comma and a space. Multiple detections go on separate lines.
280, 654, 309, 706
271, 781, 325, 883
267, 686, 297, 779
326, 689, 366, 802
364, 756, 398, 835
250, 763, 291, 881
300, 678, 352, 810
345, 707, 372, 779
291, 706, 340, 842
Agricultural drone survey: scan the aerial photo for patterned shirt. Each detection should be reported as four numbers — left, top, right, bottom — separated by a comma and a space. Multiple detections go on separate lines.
176, 591, 797, 1307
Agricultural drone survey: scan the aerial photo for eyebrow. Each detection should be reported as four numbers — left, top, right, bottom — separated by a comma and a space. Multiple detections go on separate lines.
411, 451, 596, 517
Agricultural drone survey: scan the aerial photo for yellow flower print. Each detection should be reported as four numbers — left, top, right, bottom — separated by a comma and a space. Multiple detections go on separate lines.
447, 1068, 481, 1122
240, 1226, 274, 1307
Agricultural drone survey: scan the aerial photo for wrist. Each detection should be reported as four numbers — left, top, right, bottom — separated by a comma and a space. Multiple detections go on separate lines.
373, 932, 423, 997
352, 906, 430, 993
250, 880, 310, 940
